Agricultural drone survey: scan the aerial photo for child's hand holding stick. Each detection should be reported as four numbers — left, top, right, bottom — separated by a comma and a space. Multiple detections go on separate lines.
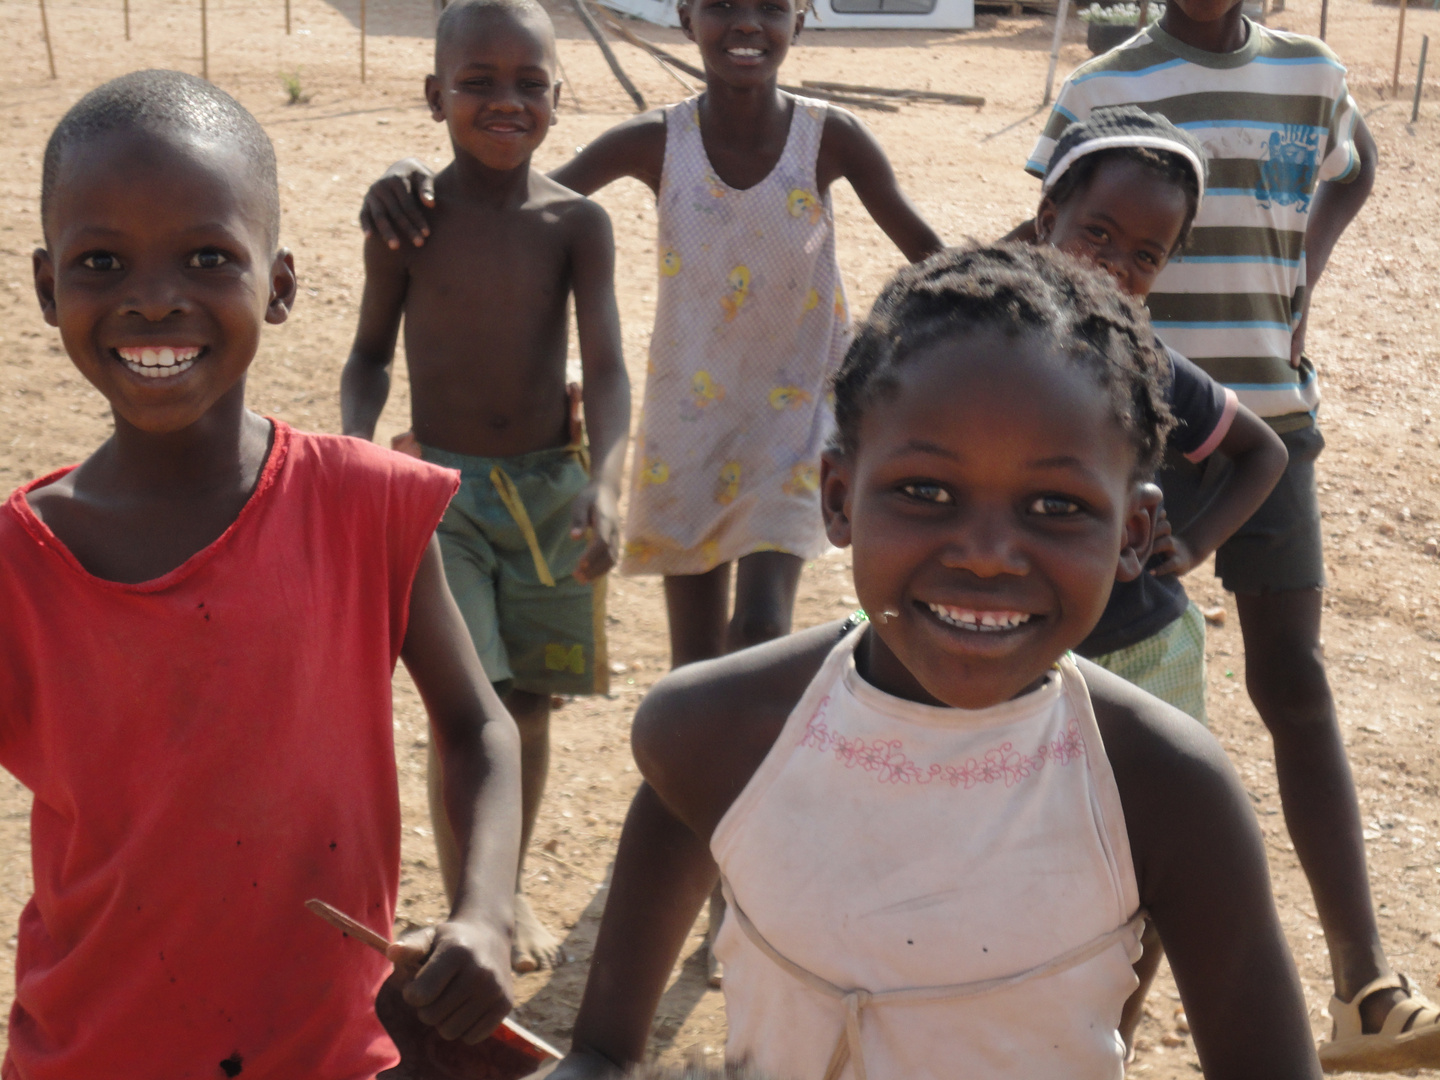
306, 899, 560, 1079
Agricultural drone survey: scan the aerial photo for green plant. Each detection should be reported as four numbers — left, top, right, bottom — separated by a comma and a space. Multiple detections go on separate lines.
1079, 2, 1164, 24
281, 71, 311, 106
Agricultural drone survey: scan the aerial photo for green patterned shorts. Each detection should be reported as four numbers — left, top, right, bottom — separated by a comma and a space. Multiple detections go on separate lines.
1090, 601, 1207, 724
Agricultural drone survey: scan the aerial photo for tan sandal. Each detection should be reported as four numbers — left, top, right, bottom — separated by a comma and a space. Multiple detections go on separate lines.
1319, 972, 1440, 1073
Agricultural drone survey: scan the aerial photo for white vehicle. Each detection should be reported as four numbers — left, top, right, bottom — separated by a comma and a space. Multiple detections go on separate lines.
596, 0, 974, 32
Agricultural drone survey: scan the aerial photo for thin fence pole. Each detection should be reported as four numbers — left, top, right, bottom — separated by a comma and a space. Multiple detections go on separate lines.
1042, 0, 1071, 107
1394, 0, 1409, 95
124, 0, 131, 39
360, 0, 366, 82
1414, 34, 1430, 122
285, 0, 291, 33
1318, 0, 1328, 39
38, 0, 57, 78
201, 0, 209, 79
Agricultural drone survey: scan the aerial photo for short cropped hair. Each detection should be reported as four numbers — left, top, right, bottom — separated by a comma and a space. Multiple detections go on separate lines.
41, 69, 280, 245
436, 0, 554, 64
832, 244, 1174, 479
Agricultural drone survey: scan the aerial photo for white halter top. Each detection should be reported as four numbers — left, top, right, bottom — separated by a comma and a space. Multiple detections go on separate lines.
712, 626, 1143, 1080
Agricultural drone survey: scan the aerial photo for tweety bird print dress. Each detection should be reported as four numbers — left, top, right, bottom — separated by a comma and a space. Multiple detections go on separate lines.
621, 94, 851, 576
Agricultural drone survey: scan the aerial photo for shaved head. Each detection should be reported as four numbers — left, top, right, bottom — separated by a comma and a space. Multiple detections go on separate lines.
435, 0, 556, 68
42, 69, 279, 246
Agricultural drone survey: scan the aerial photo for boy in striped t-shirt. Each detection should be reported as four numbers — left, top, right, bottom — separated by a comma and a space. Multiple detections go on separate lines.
1026, 1, 1428, 1072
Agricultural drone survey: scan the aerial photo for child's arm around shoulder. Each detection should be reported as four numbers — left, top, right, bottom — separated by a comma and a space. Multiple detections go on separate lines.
341, 229, 412, 441
549, 108, 667, 197
548, 623, 841, 1080
553, 183, 631, 583
816, 107, 944, 263
392, 537, 522, 1043
1082, 659, 1322, 1079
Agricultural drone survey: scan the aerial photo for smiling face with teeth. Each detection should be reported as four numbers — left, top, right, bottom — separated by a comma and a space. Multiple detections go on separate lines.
428, 5, 560, 175
680, 0, 804, 88
821, 327, 1156, 710
34, 126, 295, 435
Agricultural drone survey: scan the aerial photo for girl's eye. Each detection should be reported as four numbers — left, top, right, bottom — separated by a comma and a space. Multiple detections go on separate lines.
1029, 494, 1081, 516
901, 482, 953, 504
188, 249, 229, 269
81, 252, 121, 272
1084, 226, 1108, 244
1136, 251, 1158, 268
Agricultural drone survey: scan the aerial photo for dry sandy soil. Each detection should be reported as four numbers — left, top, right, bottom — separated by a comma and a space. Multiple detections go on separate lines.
2, 0, 1440, 1073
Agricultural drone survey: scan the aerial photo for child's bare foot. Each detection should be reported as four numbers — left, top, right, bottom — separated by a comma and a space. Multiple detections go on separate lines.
512, 891, 563, 973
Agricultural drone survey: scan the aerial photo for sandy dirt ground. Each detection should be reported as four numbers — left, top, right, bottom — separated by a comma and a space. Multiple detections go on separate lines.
2, 0, 1440, 1073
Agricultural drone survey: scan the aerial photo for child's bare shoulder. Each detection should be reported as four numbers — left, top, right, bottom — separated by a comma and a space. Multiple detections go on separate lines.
527, 171, 613, 237
632, 622, 841, 834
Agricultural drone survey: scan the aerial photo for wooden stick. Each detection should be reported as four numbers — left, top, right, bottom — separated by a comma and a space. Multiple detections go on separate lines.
1042, 0, 1071, 107
360, 0, 367, 83
1413, 33, 1430, 122
570, 0, 646, 111
124, 0, 131, 40
1136, 0, 1148, 29
285, 0, 291, 34
307, 898, 392, 953
800, 79, 984, 106
304, 898, 562, 1059
592, 6, 697, 94
38, 0, 56, 78
1318, 0, 1326, 39
1394, 0, 1409, 95
201, 0, 209, 80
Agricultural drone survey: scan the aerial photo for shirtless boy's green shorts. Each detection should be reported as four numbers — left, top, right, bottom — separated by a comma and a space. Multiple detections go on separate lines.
422, 443, 608, 697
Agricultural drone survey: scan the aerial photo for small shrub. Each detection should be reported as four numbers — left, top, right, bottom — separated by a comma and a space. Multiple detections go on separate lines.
281, 71, 311, 105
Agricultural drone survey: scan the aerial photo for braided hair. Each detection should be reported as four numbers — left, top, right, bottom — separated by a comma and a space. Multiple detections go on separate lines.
831, 243, 1174, 479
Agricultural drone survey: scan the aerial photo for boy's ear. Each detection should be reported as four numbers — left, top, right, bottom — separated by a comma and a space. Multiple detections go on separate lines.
1115, 482, 1161, 583
678, 1, 695, 40
32, 247, 58, 328
1034, 195, 1058, 245
793, 5, 806, 39
424, 74, 445, 122
266, 249, 299, 326
820, 449, 853, 549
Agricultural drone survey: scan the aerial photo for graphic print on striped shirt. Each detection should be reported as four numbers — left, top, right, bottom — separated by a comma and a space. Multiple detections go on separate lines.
1027, 18, 1360, 420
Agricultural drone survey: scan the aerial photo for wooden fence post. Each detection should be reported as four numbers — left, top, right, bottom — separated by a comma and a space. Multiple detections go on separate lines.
39, 0, 57, 78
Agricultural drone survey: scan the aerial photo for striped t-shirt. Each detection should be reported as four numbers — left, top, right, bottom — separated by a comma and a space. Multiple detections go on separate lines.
1027, 19, 1360, 421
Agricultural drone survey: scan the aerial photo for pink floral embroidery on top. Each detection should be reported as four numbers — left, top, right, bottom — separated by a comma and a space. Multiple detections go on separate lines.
798, 696, 1084, 789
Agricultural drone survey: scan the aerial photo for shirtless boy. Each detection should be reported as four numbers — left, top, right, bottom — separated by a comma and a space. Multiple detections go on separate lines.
341, 0, 630, 971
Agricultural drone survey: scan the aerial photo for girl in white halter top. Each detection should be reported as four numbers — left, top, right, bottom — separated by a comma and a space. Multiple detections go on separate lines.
546, 247, 1320, 1080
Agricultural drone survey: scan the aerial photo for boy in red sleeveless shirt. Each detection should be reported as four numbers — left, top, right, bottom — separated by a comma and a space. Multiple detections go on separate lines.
0, 70, 521, 1078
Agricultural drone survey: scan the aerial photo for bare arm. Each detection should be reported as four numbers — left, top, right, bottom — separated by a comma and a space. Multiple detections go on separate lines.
817, 108, 945, 263
394, 538, 523, 1043
1089, 662, 1321, 1079
358, 115, 666, 250
568, 201, 632, 583
341, 232, 410, 440
1151, 401, 1287, 577
1291, 115, 1377, 366
549, 112, 667, 197
546, 626, 839, 1078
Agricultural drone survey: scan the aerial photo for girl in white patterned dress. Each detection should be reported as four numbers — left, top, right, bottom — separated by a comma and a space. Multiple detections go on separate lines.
545, 0, 942, 673
542, 246, 1319, 1080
